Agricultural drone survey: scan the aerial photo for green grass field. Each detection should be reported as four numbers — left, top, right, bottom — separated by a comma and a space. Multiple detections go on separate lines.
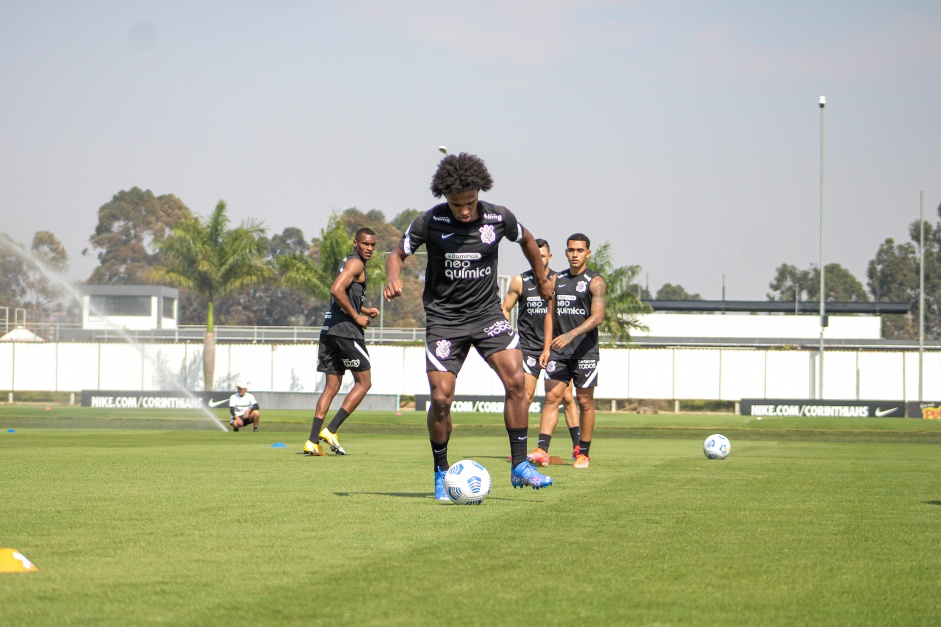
2, 407, 941, 625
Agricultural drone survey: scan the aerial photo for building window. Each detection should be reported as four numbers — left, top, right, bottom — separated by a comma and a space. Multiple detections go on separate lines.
162, 297, 176, 319
89, 295, 152, 317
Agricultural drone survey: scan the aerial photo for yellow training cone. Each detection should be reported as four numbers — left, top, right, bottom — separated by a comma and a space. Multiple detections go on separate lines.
0, 548, 38, 572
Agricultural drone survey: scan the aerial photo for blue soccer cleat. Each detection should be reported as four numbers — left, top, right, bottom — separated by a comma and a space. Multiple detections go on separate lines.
434, 467, 450, 503
511, 461, 553, 489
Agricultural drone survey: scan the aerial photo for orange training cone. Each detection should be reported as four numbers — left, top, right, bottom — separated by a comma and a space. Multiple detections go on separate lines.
0, 548, 38, 572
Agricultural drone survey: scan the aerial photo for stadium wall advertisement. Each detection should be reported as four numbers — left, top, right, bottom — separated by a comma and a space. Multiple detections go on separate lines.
905, 402, 941, 420
741, 399, 905, 418
415, 395, 544, 414
80, 390, 398, 411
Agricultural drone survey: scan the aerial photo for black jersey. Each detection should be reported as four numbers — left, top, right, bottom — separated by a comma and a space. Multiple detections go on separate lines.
400, 201, 525, 326
516, 269, 556, 352
551, 268, 601, 359
321, 252, 367, 339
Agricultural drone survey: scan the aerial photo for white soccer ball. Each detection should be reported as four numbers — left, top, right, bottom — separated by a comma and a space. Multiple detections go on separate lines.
444, 460, 492, 505
703, 434, 731, 460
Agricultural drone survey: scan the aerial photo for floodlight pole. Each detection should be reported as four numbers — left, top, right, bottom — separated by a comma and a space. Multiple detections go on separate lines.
919, 191, 925, 403
818, 96, 826, 399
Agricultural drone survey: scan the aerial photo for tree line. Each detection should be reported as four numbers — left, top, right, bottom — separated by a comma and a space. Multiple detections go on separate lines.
1, 187, 938, 342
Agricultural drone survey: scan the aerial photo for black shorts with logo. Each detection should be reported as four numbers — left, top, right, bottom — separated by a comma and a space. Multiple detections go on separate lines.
425, 317, 520, 375
521, 351, 545, 377
545, 356, 599, 388
317, 335, 371, 374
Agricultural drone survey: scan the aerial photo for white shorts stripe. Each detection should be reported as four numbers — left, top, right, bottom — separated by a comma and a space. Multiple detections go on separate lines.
581, 367, 598, 388
426, 347, 448, 372
507, 333, 519, 350
353, 342, 370, 363
522, 358, 533, 375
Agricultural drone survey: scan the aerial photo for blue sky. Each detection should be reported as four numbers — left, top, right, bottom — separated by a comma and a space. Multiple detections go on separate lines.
2, 1, 939, 299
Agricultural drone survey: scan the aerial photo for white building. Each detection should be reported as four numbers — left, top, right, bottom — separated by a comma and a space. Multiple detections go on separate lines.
80, 285, 179, 331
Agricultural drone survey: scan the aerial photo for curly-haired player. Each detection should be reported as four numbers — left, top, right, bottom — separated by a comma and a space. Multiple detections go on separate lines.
384, 153, 556, 501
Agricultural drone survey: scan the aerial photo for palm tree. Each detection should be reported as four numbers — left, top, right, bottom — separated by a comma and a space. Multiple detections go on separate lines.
586, 242, 651, 342
277, 212, 347, 301
151, 200, 271, 389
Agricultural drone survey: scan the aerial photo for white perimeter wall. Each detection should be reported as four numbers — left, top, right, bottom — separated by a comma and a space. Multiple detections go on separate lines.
2, 342, 940, 402
635, 313, 881, 339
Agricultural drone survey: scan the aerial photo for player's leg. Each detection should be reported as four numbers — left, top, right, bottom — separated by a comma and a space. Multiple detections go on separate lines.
306, 374, 340, 456
321, 338, 372, 454
425, 327, 473, 500
523, 371, 538, 406
530, 378, 566, 466
483, 337, 552, 490
561, 380, 581, 458
332, 368, 371, 427
321, 368, 371, 455
427, 370, 456, 501
573, 387, 595, 468
250, 409, 260, 431
306, 339, 342, 456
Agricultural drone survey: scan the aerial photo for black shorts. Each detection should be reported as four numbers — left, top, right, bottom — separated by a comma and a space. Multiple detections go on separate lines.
318, 335, 371, 374
425, 317, 520, 375
230, 410, 254, 424
521, 351, 544, 377
546, 356, 599, 388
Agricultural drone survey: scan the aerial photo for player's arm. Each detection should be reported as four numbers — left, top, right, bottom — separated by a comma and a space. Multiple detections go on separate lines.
331, 257, 372, 328
384, 245, 408, 301
502, 274, 523, 320
518, 230, 553, 301
550, 276, 606, 350
540, 296, 556, 368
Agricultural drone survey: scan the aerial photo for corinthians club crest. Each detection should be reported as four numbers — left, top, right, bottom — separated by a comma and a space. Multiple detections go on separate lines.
526, 355, 537, 368
479, 224, 496, 245
576, 280, 588, 293
435, 339, 451, 359
546, 361, 557, 374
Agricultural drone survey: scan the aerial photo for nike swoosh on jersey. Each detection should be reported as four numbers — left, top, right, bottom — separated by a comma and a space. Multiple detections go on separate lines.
527, 287, 536, 291
874, 407, 898, 417
557, 284, 567, 288
441, 233, 454, 239
208, 399, 228, 407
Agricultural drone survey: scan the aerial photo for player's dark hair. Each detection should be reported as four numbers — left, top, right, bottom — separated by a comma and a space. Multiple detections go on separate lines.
430, 153, 494, 198
354, 227, 376, 241
567, 233, 591, 249
535, 238, 550, 252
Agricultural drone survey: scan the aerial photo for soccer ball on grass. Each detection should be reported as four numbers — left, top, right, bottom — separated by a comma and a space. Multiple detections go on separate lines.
703, 434, 731, 460
444, 460, 492, 505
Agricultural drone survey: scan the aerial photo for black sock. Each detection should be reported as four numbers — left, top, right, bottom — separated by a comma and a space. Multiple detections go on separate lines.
578, 440, 591, 457
569, 426, 581, 448
431, 439, 449, 472
327, 408, 349, 433
309, 417, 324, 442
508, 428, 528, 467
536, 433, 551, 452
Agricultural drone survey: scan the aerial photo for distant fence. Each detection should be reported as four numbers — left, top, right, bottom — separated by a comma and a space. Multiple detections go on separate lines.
2, 341, 941, 403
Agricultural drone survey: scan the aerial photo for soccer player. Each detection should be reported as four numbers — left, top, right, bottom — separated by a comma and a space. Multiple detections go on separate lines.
304, 228, 379, 456
540, 234, 606, 469
229, 384, 260, 432
501, 238, 580, 464
384, 152, 555, 501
